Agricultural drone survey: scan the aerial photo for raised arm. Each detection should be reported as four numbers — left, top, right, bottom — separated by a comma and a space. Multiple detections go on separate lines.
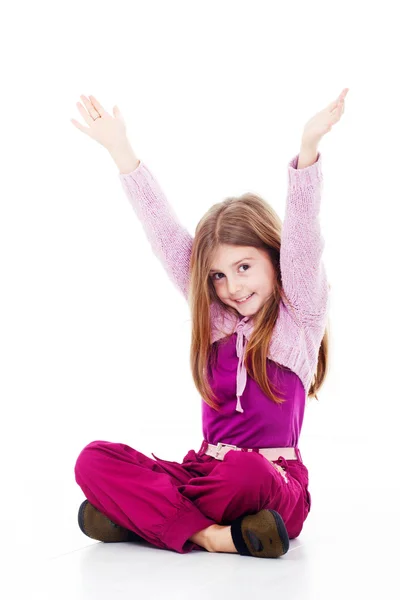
118, 157, 193, 301
280, 151, 329, 325
279, 87, 348, 326
71, 95, 193, 302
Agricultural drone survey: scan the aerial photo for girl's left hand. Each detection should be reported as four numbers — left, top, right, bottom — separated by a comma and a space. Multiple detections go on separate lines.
302, 88, 349, 147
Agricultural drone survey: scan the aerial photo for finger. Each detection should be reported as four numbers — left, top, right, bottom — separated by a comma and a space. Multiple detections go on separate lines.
329, 99, 344, 114
338, 98, 345, 114
336, 89, 348, 108
80, 94, 99, 120
328, 88, 348, 112
70, 118, 90, 135
327, 98, 341, 112
88, 95, 106, 116
331, 104, 344, 122
76, 102, 94, 126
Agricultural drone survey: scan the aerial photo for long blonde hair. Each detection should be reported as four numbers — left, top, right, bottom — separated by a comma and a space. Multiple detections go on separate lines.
188, 193, 329, 411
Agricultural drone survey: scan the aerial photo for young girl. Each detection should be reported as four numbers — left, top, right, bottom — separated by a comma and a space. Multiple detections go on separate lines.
71, 88, 348, 559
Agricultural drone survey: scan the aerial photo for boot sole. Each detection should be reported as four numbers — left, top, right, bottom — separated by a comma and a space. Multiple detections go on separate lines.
232, 509, 290, 558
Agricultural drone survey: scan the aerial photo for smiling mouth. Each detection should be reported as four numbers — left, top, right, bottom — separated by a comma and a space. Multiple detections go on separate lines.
235, 293, 254, 304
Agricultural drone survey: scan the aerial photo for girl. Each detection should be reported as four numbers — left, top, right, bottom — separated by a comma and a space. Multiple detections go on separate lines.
71, 88, 348, 559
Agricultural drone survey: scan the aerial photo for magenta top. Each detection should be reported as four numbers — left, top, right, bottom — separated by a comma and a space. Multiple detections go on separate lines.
119, 153, 329, 449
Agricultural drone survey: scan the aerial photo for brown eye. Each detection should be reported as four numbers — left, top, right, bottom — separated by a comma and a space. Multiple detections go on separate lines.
212, 264, 250, 281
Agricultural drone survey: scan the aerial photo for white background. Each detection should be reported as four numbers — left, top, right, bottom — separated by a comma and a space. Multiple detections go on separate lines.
1, 1, 398, 596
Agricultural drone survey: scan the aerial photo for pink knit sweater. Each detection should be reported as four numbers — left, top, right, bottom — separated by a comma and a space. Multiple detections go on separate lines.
119, 153, 329, 441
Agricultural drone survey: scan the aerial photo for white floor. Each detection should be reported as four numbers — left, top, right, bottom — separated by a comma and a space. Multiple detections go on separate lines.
6, 434, 398, 599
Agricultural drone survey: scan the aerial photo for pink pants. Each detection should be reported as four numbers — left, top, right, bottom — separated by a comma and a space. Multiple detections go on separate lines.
74, 440, 311, 554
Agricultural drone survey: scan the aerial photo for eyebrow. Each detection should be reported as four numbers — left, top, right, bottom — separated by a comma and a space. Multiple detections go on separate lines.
209, 257, 254, 273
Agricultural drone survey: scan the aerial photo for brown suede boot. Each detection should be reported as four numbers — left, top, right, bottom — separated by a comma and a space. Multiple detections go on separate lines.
78, 500, 144, 543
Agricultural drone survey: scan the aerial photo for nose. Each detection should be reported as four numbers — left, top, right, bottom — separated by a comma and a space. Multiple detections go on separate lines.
227, 278, 242, 297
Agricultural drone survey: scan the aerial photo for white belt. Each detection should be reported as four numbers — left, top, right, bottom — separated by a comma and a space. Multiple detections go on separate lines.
204, 442, 298, 462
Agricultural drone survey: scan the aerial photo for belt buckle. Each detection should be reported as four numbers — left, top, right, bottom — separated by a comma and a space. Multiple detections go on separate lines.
215, 442, 237, 458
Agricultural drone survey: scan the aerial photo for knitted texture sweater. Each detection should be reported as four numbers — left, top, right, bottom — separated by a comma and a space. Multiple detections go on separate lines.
119, 153, 329, 448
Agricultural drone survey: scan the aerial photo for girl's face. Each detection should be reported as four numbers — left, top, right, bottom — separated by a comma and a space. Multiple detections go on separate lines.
209, 245, 276, 316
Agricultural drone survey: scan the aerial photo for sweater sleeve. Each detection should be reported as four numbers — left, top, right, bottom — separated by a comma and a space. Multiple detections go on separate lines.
118, 161, 193, 300
280, 152, 329, 326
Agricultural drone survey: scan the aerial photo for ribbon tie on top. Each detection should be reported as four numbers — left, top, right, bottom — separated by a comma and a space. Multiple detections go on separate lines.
233, 316, 254, 413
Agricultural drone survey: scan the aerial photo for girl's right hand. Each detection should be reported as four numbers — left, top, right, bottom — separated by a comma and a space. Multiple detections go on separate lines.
71, 94, 128, 152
